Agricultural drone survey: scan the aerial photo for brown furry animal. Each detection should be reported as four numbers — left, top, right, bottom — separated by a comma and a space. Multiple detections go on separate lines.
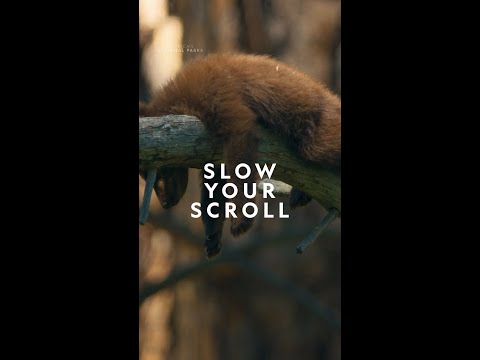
140, 53, 341, 258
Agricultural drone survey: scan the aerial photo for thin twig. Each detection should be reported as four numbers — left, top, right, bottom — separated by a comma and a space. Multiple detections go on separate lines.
139, 168, 157, 225
296, 208, 339, 254
139, 238, 276, 306
139, 257, 229, 305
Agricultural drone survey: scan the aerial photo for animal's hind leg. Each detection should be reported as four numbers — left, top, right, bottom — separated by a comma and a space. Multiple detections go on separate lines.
201, 165, 227, 259
224, 131, 259, 237
215, 100, 259, 237
288, 120, 322, 209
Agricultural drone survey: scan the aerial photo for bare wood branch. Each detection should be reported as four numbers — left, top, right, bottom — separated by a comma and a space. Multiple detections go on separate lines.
296, 208, 340, 254
139, 168, 157, 225
139, 257, 227, 305
139, 116, 341, 214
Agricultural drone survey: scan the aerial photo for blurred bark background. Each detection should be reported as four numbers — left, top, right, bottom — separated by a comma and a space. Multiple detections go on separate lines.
139, 1, 341, 359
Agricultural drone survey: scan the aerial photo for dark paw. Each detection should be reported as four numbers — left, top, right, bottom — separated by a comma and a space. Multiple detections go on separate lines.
289, 188, 312, 209
204, 235, 222, 259
160, 199, 175, 209
230, 216, 254, 237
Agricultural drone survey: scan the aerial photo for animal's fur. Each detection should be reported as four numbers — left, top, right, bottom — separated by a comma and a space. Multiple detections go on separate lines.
139, 53, 341, 258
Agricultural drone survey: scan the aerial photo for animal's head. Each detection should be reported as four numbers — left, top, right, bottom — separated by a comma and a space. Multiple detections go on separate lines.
141, 167, 189, 209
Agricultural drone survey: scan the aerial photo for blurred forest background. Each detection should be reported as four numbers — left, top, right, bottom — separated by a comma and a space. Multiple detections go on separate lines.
139, 0, 341, 359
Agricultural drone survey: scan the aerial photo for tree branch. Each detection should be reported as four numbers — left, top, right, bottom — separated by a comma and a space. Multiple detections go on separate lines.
139, 116, 341, 214
296, 208, 340, 254
139, 168, 157, 225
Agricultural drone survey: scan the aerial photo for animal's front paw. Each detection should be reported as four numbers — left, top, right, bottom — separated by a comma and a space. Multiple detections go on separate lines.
230, 216, 254, 237
204, 232, 222, 259
204, 240, 222, 259
289, 188, 312, 209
